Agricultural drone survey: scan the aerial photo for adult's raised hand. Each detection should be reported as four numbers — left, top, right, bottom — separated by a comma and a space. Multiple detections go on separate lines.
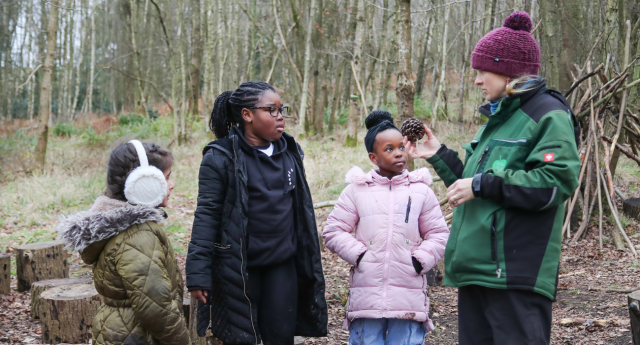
404, 125, 441, 160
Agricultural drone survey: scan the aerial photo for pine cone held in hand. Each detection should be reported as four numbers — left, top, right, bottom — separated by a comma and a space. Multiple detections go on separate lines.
401, 118, 426, 142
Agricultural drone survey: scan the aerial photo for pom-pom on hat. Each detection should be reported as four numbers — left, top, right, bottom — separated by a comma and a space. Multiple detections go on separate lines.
471, 11, 540, 78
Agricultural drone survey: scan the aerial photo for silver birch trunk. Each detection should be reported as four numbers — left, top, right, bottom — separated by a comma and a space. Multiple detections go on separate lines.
432, 3, 450, 129
298, 0, 317, 133
344, 0, 365, 146
129, 0, 148, 114
84, 0, 97, 114
35, 0, 60, 170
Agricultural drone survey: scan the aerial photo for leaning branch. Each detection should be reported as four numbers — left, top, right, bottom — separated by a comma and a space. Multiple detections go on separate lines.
602, 136, 640, 165
564, 63, 604, 97
273, 0, 303, 84
15, 64, 42, 92
101, 65, 173, 112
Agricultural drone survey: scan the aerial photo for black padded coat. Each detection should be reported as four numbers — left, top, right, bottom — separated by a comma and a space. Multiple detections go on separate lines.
186, 128, 328, 344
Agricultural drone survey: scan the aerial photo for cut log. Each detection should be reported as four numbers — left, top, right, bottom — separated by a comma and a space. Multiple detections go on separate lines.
629, 290, 640, 345
40, 283, 102, 344
0, 253, 10, 295
16, 240, 69, 292
623, 198, 640, 221
31, 278, 92, 319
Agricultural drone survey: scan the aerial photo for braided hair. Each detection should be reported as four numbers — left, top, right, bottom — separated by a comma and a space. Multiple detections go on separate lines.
209, 81, 277, 138
106, 142, 173, 202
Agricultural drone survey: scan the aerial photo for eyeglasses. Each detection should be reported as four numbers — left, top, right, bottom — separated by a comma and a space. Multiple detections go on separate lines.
247, 106, 290, 117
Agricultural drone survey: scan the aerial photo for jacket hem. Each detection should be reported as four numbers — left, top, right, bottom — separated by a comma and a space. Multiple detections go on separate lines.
445, 279, 555, 301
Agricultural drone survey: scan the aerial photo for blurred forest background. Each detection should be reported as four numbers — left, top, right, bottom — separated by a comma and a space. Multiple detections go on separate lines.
1, 0, 639, 154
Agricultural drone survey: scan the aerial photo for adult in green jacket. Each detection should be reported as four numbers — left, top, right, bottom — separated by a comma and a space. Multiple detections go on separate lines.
406, 12, 580, 345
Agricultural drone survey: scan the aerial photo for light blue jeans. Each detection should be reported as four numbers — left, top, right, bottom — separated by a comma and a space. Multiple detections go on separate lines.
348, 318, 426, 345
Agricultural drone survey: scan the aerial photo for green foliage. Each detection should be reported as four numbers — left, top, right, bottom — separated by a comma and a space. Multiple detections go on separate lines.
414, 97, 433, 120
335, 108, 349, 127
344, 134, 358, 148
118, 113, 147, 126
326, 278, 349, 307
52, 122, 77, 137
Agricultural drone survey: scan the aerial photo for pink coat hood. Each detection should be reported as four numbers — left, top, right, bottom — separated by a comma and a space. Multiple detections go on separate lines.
323, 167, 449, 331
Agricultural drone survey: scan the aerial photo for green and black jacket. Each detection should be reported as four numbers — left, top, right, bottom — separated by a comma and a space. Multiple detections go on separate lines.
427, 79, 580, 300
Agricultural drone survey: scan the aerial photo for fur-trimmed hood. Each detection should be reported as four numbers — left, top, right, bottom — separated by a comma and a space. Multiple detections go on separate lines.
56, 196, 166, 261
345, 166, 433, 186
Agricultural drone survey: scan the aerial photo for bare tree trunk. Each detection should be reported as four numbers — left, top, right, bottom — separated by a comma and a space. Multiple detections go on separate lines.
432, 3, 450, 129
84, 0, 97, 115
35, 0, 60, 171
415, 16, 433, 99
189, 0, 203, 117
299, 0, 317, 134
130, 0, 148, 114
329, 60, 344, 132
345, 0, 365, 147
178, 0, 188, 143
458, 0, 472, 123
395, 0, 414, 124
539, 0, 560, 89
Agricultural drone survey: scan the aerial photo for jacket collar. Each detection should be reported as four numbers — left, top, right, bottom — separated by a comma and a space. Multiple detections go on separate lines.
56, 196, 166, 259
478, 77, 547, 118
345, 166, 433, 186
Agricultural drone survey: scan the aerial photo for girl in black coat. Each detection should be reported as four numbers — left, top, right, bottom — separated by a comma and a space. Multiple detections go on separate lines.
186, 81, 328, 345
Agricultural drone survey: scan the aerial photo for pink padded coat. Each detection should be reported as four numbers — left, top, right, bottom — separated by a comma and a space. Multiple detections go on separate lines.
322, 167, 449, 331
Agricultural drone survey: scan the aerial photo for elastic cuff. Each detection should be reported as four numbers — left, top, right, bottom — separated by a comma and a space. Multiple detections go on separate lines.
472, 173, 483, 198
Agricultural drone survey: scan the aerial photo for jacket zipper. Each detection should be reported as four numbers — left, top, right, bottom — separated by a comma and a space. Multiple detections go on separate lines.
382, 181, 394, 317
233, 136, 259, 343
490, 213, 501, 278
405, 196, 412, 223
475, 147, 491, 174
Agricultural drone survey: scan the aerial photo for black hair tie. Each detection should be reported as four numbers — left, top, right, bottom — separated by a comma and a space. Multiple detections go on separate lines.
364, 120, 398, 153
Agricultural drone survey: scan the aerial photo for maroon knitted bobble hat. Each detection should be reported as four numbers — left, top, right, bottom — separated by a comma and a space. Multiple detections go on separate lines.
471, 11, 540, 78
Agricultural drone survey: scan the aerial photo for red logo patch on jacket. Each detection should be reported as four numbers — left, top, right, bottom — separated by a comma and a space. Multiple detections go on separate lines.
544, 153, 555, 162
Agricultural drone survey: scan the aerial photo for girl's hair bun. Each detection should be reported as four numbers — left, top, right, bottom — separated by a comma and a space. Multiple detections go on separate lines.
365, 110, 394, 130
503, 11, 533, 33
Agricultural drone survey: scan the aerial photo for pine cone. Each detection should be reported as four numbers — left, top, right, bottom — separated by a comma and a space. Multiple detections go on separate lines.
401, 118, 426, 142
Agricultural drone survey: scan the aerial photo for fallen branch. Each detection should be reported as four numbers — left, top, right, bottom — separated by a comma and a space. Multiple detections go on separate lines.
313, 200, 336, 209
559, 270, 586, 279
560, 317, 629, 327
602, 136, 640, 165
101, 65, 173, 112
589, 286, 638, 293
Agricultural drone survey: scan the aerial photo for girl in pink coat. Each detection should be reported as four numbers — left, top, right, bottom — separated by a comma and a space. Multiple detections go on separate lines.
323, 111, 449, 345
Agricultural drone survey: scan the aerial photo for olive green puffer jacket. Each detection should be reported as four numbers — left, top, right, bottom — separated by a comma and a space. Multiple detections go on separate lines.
57, 196, 189, 345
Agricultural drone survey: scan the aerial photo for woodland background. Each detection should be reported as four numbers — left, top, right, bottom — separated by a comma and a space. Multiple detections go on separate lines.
2, 0, 640, 344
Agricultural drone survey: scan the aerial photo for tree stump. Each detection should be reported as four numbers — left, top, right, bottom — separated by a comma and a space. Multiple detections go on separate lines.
31, 278, 92, 319
16, 240, 69, 292
623, 198, 640, 221
0, 253, 10, 295
40, 283, 102, 344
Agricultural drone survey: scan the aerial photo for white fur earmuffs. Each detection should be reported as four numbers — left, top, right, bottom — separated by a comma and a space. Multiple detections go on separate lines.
124, 140, 167, 207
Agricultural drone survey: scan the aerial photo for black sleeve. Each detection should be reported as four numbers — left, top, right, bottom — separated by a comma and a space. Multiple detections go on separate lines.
186, 150, 227, 291
426, 144, 464, 188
